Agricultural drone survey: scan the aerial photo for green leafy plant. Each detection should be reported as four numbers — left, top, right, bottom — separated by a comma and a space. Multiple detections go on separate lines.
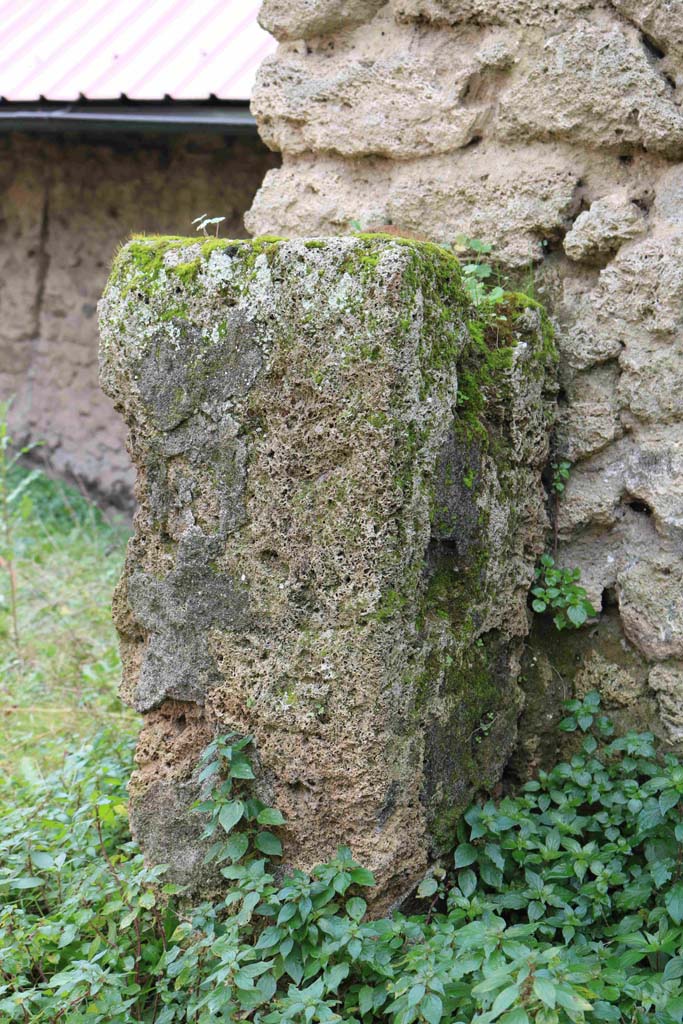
551, 460, 571, 495
450, 234, 505, 307
531, 552, 596, 629
7, 695, 683, 1023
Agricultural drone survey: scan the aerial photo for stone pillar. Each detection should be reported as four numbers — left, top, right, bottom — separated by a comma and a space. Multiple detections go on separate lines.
99, 234, 555, 906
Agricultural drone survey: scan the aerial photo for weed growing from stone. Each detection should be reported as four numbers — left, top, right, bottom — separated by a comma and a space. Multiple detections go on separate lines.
551, 461, 571, 496
531, 553, 596, 630
448, 234, 505, 307
532, 460, 595, 630
192, 214, 226, 236
4, 694, 683, 1022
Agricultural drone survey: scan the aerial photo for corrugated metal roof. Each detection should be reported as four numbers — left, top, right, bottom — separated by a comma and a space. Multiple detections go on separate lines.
0, 0, 276, 102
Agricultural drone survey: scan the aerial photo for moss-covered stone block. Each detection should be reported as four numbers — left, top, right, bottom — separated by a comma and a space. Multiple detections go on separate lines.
99, 234, 556, 907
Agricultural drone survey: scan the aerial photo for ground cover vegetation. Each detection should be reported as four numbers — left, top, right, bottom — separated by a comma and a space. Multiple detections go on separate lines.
0, 261, 649, 1022
4, 640, 683, 1023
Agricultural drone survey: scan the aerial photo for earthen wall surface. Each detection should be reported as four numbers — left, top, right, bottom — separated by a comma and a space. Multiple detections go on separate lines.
0, 132, 278, 508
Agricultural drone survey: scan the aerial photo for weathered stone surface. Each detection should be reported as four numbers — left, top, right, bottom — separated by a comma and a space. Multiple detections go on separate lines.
100, 234, 555, 903
512, 608, 656, 779
649, 663, 683, 743
259, 0, 385, 39
392, 0, 594, 27
563, 191, 646, 263
252, 11, 514, 159
498, 22, 683, 156
557, 362, 623, 461
610, 0, 683, 69
246, 146, 580, 267
654, 165, 683, 223
619, 558, 683, 661
247, 0, 683, 757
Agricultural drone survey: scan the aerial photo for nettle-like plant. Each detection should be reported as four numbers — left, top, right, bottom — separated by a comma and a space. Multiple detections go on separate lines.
7, 696, 683, 1023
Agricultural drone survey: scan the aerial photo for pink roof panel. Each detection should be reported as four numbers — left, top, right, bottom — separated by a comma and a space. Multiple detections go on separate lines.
0, 0, 276, 102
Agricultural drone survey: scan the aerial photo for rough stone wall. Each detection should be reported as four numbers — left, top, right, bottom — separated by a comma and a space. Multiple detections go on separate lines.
99, 234, 555, 905
247, 0, 683, 757
0, 132, 278, 508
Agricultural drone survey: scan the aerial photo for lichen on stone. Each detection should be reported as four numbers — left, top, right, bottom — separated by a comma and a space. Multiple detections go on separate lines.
99, 233, 556, 906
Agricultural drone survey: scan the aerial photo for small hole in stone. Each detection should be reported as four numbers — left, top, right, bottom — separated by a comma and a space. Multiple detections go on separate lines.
632, 194, 652, 213
619, 154, 634, 165
641, 34, 666, 61
601, 587, 618, 612
259, 548, 279, 561
627, 498, 652, 516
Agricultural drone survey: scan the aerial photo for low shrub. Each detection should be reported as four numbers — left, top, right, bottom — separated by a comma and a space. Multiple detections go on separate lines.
3, 695, 683, 1023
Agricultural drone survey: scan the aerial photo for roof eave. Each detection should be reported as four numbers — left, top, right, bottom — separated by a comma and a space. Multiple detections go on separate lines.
0, 102, 257, 134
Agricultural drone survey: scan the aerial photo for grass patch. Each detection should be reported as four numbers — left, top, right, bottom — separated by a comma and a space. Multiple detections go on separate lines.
0, 463, 134, 773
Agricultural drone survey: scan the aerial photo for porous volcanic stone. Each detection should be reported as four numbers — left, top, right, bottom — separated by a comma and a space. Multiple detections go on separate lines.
99, 234, 556, 906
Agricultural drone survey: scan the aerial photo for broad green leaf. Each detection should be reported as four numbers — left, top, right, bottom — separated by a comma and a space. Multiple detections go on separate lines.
326, 963, 349, 991
459, 869, 477, 898
225, 832, 250, 862
218, 800, 244, 834
350, 867, 375, 886
664, 957, 683, 982
359, 985, 374, 1015
346, 896, 367, 921
421, 993, 443, 1024
408, 983, 426, 1007
501, 1010, 530, 1024
255, 831, 283, 856
660, 789, 680, 815
417, 876, 438, 898
454, 843, 478, 868
490, 985, 520, 1019
9, 876, 44, 889
257, 807, 287, 826
666, 883, 683, 924
31, 851, 54, 869
533, 977, 557, 1009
